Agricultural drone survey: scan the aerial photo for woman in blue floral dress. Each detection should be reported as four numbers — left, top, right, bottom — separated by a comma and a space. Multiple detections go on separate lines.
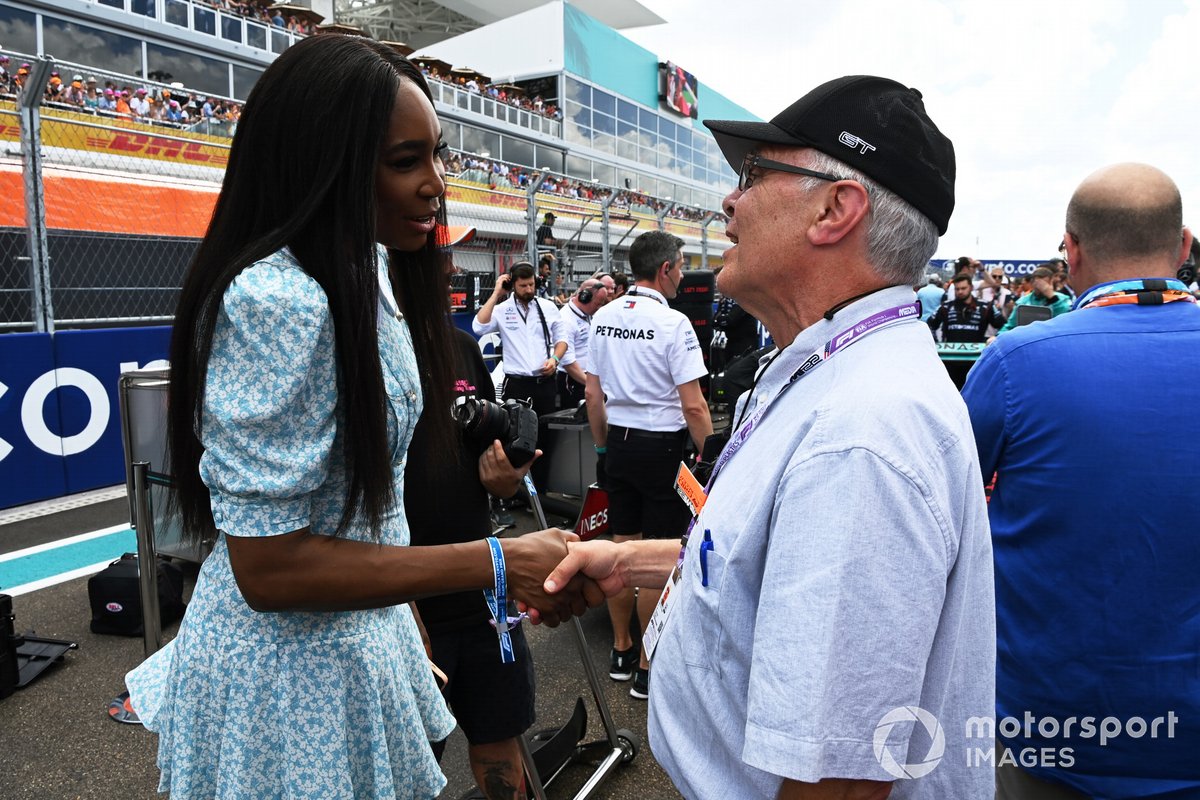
126, 35, 590, 800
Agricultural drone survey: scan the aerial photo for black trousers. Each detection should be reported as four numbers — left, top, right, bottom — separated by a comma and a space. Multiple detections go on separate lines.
606, 427, 691, 539
501, 374, 557, 417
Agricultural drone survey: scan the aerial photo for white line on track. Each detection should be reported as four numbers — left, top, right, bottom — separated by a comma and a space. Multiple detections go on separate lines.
0, 523, 132, 563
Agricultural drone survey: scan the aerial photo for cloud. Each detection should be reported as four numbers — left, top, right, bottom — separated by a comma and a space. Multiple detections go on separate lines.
1104, 0, 1200, 206
626, 0, 1194, 256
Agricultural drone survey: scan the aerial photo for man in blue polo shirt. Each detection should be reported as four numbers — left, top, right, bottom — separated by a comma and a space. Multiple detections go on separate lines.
963, 162, 1200, 799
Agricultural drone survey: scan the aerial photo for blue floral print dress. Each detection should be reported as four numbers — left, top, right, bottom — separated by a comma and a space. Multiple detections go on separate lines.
126, 248, 455, 799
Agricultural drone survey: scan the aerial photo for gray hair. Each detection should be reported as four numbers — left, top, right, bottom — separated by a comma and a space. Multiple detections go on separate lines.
797, 150, 940, 286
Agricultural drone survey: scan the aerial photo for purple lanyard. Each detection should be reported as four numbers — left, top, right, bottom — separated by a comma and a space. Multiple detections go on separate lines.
687, 302, 919, 539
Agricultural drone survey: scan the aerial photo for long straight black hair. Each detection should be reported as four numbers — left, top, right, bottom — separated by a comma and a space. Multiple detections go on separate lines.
168, 34, 456, 542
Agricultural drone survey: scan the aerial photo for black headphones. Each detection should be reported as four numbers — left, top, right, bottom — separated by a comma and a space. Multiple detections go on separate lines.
1178, 237, 1199, 285
664, 261, 681, 295
577, 281, 600, 304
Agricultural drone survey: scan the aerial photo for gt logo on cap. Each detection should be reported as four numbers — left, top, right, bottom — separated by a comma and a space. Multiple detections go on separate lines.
839, 131, 877, 155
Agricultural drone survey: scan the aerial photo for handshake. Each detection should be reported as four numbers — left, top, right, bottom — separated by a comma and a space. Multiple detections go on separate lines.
499, 530, 663, 626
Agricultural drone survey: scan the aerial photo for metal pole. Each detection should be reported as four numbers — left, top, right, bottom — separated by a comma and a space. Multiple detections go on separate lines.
600, 192, 616, 273
655, 202, 673, 233
119, 374, 138, 529
526, 173, 547, 264
523, 474, 623, 746
517, 736, 550, 800
700, 212, 717, 271
17, 58, 54, 333
132, 461, 163, 658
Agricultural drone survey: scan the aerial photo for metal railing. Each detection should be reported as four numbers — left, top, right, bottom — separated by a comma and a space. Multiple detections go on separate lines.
85, 0, 306, 56
428, 80, 562, 140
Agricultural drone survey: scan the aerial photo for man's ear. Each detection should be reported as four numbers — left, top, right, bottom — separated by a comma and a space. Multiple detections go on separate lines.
1063, 233, 1082, 278
1177, 227, 1193, 271
808, 181, 871, 247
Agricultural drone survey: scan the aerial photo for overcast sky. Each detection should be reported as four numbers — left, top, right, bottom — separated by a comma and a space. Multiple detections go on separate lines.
621, 0, 1199, 261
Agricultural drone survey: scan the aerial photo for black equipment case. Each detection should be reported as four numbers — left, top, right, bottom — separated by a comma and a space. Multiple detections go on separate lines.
88, 553, 185, 637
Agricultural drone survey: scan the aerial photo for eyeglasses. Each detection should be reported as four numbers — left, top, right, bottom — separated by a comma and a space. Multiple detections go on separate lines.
738, 154, 842, 192
1059, 233, 1076, 265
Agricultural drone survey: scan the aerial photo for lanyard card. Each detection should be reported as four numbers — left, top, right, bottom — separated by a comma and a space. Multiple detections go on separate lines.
642, 562, 683, 663
674, 461, 707, 517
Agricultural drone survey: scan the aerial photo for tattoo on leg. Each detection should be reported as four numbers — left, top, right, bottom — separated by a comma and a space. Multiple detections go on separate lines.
480, 758, 525, 800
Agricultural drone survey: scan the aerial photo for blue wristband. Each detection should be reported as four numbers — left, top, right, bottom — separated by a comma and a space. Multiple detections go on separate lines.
482, 537, 516, 664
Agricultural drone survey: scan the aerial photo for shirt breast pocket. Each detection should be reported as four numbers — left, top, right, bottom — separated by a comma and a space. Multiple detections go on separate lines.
680, 547, 726, 676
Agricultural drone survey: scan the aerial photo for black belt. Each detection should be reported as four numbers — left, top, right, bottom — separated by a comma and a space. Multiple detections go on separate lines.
506, 374, 554, 385
609, 424, 687, 441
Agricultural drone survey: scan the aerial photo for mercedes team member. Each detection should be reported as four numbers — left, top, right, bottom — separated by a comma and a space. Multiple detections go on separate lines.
585, 230, 713, 700
557, 278, 609, 408
473, 261, 568, 418
592, 272, 617, 298
474, 261, 567, 504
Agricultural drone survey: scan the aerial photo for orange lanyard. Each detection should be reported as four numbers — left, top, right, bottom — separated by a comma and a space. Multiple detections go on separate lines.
1083, 290, 1195, 308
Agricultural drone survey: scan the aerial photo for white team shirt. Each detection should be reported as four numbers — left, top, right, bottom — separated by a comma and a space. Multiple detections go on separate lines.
587, 286, 707, 431
472, 295, 567, 376
558, 300, 591, 374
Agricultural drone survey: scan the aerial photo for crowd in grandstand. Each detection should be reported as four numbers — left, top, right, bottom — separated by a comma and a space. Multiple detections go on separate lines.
445, 149, 713, 221
125, 0, 319, 34
213, 1, 318, 34
0, 53, 715, 221
417, 63, 563, 122
0, 56, 240, 133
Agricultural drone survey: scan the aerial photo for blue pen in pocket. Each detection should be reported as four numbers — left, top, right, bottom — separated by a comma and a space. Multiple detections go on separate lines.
700, 529, 713, 587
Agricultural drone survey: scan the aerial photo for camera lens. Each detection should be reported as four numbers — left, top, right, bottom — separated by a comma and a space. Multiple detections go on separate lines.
453, 397, 510, 442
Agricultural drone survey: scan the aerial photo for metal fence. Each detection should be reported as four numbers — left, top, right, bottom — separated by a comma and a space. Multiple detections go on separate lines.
1, 56, 731, 333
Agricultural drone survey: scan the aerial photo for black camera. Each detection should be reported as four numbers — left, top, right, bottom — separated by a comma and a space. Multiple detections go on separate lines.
453, 397, 539, 468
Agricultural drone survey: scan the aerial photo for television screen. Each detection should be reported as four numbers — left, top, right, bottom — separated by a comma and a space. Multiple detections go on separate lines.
661, 62, 699, 119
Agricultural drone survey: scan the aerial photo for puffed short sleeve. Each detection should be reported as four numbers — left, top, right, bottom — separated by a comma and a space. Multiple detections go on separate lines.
199, 260, 338, 537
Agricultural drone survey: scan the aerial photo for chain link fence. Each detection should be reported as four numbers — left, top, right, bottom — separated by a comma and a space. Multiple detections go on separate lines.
1, 52, 730, 332
0, 102, 31, 328
1, 50, 232, 332
38, 108, 225, 326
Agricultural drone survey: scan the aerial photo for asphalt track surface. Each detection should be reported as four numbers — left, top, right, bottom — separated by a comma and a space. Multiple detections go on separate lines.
0, 492, 685, 800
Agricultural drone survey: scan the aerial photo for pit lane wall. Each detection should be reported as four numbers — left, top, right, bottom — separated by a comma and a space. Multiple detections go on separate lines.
0, 326, 170, 509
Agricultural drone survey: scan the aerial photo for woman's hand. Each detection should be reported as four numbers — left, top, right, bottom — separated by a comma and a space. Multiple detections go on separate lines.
478, 441, 539, 498
500, 529, 604, 626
